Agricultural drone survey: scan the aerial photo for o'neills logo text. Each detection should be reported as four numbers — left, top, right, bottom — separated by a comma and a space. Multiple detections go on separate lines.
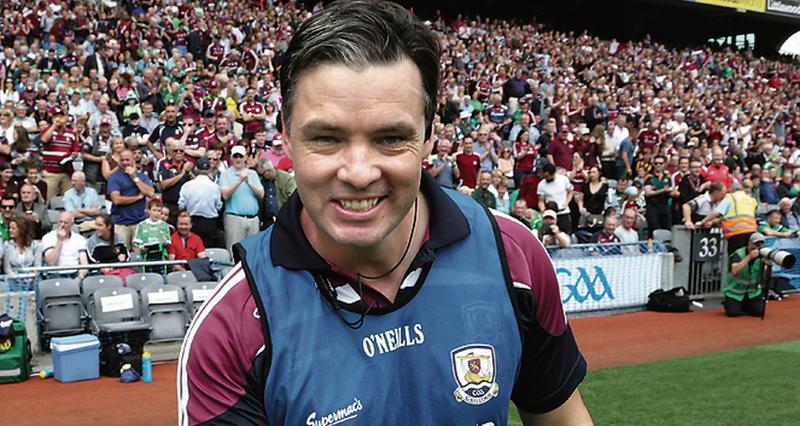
361, 323, 425, 357
306, 398, 364, 426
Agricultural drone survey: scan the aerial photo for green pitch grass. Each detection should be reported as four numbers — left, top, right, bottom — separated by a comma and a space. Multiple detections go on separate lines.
509, 340, 800, 425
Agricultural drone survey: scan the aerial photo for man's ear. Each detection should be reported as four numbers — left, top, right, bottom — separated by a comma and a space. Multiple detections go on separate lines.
282, 117, 292, 161
422, 124, 434, 158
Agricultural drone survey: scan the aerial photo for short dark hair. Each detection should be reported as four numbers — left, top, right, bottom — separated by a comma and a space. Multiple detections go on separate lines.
542, 163, 556, 175
280, 0, 441, 139
1, 195, 16, 206
708, 182, 725, 193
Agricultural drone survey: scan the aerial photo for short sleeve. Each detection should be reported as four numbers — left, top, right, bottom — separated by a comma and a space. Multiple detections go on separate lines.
714, 197, 730, 216
493, 212, 586, 413
106, 174, 121, 194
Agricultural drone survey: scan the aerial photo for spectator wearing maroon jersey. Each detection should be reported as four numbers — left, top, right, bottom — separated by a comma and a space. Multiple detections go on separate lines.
239, 88, 266, 140
638, 120, 661, 154
456, 136, 480, 188
209, 115, 238, 161
512, 126, 537, 188
547, 125, 575, 171
39, 108, 80, 200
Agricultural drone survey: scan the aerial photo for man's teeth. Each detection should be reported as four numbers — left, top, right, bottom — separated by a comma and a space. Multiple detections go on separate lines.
338, 198, 380, 211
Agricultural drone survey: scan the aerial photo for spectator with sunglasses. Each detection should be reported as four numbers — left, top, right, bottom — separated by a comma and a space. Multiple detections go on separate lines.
0, 195, 16, 241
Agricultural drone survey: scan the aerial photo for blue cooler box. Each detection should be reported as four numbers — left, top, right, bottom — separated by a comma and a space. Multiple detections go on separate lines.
50, 334, 101, 383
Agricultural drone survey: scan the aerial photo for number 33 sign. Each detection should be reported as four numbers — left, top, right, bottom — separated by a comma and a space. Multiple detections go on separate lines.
692, 232, 721, 262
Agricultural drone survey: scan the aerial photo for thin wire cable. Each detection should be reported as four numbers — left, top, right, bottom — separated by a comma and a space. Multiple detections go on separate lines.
332, 197, 420, 329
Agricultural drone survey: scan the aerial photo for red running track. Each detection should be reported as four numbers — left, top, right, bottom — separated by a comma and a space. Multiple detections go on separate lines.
5, 297, 800, 425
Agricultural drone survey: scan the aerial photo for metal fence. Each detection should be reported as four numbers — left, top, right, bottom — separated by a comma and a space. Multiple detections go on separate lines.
545, 241, 669, 259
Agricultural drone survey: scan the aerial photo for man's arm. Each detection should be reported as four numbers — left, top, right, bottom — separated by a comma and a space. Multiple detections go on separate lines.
519, 389, 593, 426
109, 190, 144, 206
247, 173, 264, 200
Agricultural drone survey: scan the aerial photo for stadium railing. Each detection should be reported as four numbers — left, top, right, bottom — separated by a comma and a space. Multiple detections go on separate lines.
1, 258, 234, 354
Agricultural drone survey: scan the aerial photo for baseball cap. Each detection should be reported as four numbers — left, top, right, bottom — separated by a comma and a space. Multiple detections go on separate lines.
749, 232, 766, 245
53, 107, 66, 116
194, 156, 211, 171
542, 209, 557, 219
100, 116, 112, 126
128, 112, 140, 120
459, 110, 471, 119
231, 145, 247, 157
580, 128, 590, 135
272, 134, 283, 145
202, 109, 216, 118
559, 125, 570, 133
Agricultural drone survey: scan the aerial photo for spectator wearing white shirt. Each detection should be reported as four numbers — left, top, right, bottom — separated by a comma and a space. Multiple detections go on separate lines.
683, 182, 726, 229
537, 163, 574, 233
615, 208, 640, 244
179, 157, 224, 248
42, 211, 89, 280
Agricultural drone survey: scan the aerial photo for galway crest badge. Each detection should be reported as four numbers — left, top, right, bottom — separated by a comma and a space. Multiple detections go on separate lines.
451, 344, 500, 405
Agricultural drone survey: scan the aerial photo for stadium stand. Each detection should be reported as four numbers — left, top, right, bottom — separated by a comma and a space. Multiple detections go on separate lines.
0, 0, 797, 353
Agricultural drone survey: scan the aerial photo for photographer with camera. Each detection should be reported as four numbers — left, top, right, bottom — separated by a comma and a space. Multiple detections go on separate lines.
538, 209, 571, 248
724, 233, 769, 317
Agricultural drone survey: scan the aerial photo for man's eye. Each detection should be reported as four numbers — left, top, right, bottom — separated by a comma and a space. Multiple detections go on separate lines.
378, 137, 405, 146
310, 136, 338, 143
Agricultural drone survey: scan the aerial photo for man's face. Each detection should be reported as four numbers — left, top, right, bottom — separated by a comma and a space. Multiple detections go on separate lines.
26, 168, 38, 182
437, 140, 451, 156
712, 150, 724, 165
255, 132, 267, 146
512, 200, 527, 217
165, 105, 177, 123
622, 211, 636, 229
768, 212, 781, 226
143, 103, 153, 115
20, 186, 34, 203
215, 118, 228, 133
462, 139, 473, 154
58, 214, 73, 232
678, 158, 689, 172
70, 174, 84, 191
478, 173, 491, 189
120, 150, 134, 169
782, 202, 792, 214
689, 161, 702, 177
604, 217, 617, 235
169, 143, 185, 162
283, 58, 431, 249
1, 200, 15, 219
177, 216, 192, 236
544, 171, 554, 182
653, 157, 665, 172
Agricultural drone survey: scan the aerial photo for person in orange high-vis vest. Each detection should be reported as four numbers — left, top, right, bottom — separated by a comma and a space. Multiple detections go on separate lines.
700, 180, 757, 255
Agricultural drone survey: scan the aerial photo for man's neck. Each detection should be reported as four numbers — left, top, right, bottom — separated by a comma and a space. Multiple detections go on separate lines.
22, 201, 34, 209
300, 194, 429, 303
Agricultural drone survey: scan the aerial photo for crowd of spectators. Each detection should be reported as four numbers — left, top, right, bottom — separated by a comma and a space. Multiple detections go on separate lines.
0, 0, 798, 281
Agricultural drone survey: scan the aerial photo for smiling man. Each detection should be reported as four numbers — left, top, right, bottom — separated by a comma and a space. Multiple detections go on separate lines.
178, 2, 591, 425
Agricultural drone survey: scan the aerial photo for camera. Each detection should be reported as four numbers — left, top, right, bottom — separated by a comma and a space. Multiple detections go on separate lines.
758, 247, 796, 268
